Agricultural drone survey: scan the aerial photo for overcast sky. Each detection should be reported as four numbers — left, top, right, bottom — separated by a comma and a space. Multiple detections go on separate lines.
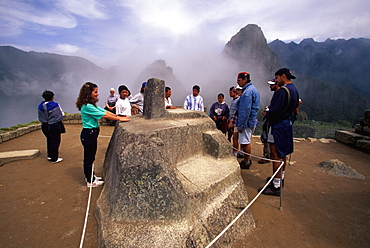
1, 0, 369, 68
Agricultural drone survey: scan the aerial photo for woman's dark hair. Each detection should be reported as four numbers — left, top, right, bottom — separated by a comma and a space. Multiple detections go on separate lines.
76, 82, 98, 110
42, 90, 54, 101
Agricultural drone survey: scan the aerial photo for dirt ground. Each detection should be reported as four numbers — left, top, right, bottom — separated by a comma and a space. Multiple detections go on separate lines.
0, 125, 369, 248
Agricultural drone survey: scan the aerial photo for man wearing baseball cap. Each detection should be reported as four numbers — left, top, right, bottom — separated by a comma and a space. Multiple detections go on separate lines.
236, 72, 260, 169
261, 68, 300, 196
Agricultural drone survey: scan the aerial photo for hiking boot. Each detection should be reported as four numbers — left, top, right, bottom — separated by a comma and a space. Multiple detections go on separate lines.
258, 159, 269, 164
237, 152, 244, 158
260, 184, 280, 196
51, 158, 63, 164
87, 179, 104, 188
239, 160, 252, 169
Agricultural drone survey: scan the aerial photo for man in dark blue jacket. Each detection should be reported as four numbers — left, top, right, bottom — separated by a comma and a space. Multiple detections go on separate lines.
261, 68, 300, 196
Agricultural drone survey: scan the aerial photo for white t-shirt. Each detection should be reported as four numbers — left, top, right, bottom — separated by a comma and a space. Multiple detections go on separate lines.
115, 98, 131, 116
165, 97, 172, 108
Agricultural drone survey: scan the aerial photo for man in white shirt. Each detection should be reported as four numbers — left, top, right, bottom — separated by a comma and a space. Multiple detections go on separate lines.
183, 85, 204, 111
130, 82, 146, 114
165, 86, 177, 109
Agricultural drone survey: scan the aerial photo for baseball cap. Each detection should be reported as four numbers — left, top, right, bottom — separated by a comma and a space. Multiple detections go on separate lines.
267, 79, 276, 85
142, 82, 147, 87
237, 72, 250, 79
275, 68, 296, 79
235, 86, 243, 90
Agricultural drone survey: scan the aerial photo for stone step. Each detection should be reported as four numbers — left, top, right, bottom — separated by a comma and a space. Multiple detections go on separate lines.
335, 130, 370, 153
176, 155, 241, 197
176, 155, 252, 232
0, 149, 40, 166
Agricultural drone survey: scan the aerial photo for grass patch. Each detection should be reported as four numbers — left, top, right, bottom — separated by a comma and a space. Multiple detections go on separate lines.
0, 120, 40, 133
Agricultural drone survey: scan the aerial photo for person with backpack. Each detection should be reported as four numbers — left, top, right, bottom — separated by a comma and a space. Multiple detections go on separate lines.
38, 90, 65, 164
260, 68, 300, 196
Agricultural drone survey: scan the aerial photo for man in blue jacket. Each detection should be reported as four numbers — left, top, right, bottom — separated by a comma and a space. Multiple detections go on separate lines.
236, 72, 260, 169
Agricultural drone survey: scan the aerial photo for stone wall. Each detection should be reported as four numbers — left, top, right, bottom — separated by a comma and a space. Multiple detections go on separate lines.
0, 124, 41, 144
355, 110, 370, 136
335, 110, 370, 153
0, 113, 107, 144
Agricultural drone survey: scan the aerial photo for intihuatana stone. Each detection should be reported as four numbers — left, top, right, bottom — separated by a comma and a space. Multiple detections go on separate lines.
95, 78, 255, 247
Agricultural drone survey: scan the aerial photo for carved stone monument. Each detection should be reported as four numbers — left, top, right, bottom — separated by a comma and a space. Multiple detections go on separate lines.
95, 78, 255, 247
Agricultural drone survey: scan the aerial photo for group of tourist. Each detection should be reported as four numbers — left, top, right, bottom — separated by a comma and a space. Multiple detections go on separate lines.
37, 68, 300, 195
179, 69, 300, 196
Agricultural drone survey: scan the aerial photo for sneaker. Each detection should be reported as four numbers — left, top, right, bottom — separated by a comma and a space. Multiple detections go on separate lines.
87, 179, 104, 188
47, 157, 52, 161
94, 175, 103, 181
259, 184, 280, 196
239, 160, 252, 170
51, 158, 63, 164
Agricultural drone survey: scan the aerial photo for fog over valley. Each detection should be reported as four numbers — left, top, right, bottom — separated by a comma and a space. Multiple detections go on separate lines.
1, 24, 369, 128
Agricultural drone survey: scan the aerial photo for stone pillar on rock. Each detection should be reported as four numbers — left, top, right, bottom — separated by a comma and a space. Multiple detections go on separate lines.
143, 78, 167, 119
95, 79, 256, 247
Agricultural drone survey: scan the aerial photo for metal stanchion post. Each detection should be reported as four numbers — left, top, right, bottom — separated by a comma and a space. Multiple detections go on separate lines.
279, 161, 283, 211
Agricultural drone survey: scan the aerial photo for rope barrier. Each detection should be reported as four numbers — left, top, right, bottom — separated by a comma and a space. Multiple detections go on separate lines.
232, 145, 281, 163
79, 163, 95, 248
205, 148, 285, 248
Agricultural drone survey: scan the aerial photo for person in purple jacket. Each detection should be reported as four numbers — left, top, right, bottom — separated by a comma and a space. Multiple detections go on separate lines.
210, 93, 230, 134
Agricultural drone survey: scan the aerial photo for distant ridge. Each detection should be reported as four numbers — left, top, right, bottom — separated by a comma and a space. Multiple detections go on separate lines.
268, 38, 370, 103
221, 24, 369, 122
0, 46, 109, 128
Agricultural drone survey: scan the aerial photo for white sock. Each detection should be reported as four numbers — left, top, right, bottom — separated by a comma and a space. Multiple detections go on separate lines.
282, 171, 285, 180
273, 178, 281, 188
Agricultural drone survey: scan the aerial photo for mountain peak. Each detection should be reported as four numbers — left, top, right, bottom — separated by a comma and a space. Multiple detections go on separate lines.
222, 24, 280, 82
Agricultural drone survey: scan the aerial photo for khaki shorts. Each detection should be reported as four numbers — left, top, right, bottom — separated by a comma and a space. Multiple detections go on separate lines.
238, 127, 255, 145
